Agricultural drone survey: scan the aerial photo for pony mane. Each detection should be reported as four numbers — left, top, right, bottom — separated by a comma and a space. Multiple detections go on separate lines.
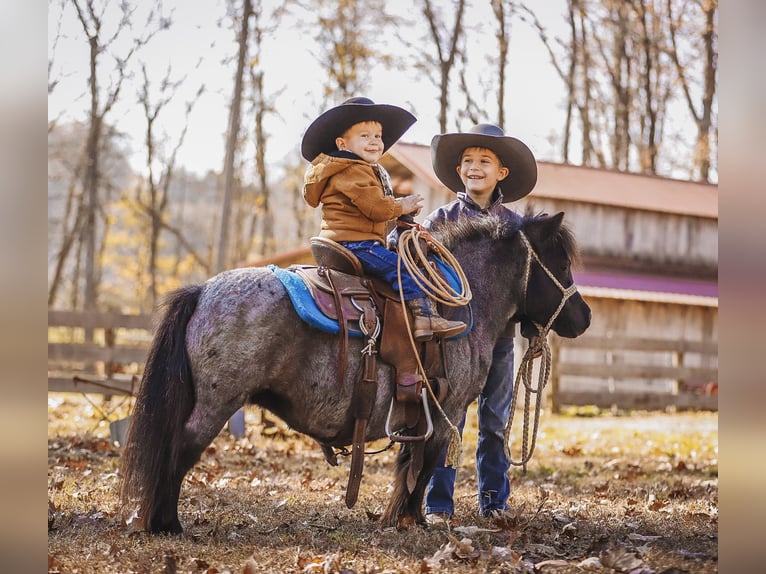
434, 210, 581, 269
433, 213, 510, 249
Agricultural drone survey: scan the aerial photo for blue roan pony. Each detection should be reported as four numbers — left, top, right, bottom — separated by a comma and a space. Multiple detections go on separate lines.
120, 212, 591, 534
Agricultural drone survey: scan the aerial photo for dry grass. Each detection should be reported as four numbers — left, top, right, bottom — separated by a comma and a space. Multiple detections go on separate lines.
48, 394, 717, 573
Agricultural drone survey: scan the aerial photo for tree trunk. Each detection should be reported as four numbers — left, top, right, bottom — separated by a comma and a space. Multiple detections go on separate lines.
216, 0, 252, 273
83, 36, 101, 313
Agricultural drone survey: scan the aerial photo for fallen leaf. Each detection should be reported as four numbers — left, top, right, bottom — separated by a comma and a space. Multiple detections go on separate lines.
578, 556, 602, 570
365, 509, 381, 521
525, 543, 557, 558
595, 482, 610, 493
453, 525, 500, 536
446, 534, 476, 559
163, 552, 178, 574
242, 557, 259, 574
562, 445, 583, 456
600, 545, 645, 572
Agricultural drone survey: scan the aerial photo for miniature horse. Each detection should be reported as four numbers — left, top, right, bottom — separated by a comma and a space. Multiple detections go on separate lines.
120, 212, 591, 534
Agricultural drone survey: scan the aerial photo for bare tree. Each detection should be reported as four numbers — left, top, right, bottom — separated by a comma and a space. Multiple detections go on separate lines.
216, 0, 253, 273
491, 0, 517, 129
48, 125, 87, 306
666, 0, 717, 181
48, 121, 132, 308
633, 0, 671, 174
521, 2, 603, 166
136, 63, 205, 310
48, 0, 66, 132
300, 0, 397, 105
70, 0, 166, 311
522, 0, 703, 177
418, 0, 467, 132
238, 2, 285, 260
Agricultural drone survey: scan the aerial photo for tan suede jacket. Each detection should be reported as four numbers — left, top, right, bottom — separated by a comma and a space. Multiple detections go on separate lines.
303, 153, 403, 244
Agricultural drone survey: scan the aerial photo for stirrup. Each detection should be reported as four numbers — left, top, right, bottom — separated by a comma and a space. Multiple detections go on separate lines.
384, 387, 433, 443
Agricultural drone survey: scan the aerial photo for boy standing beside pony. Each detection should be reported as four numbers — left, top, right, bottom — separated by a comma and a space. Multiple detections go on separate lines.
421, 123, 539, 523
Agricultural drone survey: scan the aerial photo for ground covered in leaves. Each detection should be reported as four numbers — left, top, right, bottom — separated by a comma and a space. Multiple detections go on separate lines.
48, 394, 717, 573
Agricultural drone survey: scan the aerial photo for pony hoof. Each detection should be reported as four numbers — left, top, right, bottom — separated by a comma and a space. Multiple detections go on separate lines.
395, 514, 418, 530
151, 519, 184, 535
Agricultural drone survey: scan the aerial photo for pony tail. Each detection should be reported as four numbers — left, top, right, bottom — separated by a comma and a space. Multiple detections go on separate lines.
120, 284, 202, 531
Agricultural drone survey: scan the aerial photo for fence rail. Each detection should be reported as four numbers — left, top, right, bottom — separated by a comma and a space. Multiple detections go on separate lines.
48, 310, 718, 411
48, 310, 154, 395
550, 333, 718, 412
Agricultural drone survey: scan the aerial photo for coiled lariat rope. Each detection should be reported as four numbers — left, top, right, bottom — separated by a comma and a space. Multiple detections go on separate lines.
397, 227, 472, 307
394, 225, 472, 467
503, 231, 579, 472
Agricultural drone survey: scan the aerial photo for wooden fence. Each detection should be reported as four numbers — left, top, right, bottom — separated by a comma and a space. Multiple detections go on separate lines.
549, 333, 718, 412
48, 310, 154, 396
48, 310, 718, 411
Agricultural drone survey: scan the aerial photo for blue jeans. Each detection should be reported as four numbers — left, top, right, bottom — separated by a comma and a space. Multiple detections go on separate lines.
341, 240, 425, 300
425, 337, 514, 517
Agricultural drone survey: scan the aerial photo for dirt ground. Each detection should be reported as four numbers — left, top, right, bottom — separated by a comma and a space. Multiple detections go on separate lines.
48, 394, 717, 573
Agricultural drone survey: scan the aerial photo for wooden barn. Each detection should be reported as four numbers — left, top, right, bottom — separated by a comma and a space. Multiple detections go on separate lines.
249, 142, 718, 411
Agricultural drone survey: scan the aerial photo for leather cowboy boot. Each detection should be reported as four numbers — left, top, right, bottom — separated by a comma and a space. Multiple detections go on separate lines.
406, 298, 467, 341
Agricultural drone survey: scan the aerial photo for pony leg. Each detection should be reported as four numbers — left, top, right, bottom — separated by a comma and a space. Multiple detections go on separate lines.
147, 420, 228, 534
381, 438, 446, 528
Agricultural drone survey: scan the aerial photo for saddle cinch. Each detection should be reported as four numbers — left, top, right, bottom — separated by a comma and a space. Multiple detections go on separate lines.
288, 237, 452, 508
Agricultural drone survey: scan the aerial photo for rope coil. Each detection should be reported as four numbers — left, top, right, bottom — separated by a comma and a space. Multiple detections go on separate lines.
394, 226, 472, 467
503, 231, 580, 472
397, 227, 472, 306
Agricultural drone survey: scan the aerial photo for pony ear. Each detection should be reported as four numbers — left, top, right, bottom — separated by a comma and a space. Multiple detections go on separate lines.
525, 211, 565, 243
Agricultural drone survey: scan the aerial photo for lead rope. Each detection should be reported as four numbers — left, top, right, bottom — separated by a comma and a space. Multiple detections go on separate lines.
503, 232, 578, 472
395, 226, 472, 467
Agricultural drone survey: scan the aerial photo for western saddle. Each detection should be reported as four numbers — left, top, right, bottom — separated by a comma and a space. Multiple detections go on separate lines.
290, 236, 451, 507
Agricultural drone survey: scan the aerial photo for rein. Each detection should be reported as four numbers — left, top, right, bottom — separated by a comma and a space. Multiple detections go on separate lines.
503, 231, 579, 472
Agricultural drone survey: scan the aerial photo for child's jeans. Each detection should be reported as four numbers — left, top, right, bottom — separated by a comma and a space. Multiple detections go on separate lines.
340, 240, 425, 300
425, 336, 515, 517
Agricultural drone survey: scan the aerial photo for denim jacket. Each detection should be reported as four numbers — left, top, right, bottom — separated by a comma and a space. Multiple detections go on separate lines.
422, 189, 522, 230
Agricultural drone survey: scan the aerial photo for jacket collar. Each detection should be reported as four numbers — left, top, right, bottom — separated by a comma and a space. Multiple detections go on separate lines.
457, 187, 504, 211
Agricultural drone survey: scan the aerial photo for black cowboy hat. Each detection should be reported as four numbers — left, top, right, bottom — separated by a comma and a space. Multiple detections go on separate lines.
431, 123, 537, 202
301, 96, 417, 162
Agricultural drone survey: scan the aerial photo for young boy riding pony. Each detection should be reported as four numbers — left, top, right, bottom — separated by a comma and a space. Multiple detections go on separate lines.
301, 97, 467, 341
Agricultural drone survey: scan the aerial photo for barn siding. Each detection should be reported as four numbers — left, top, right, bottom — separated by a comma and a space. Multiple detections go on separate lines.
518, 198, 717, 271
551, 296, 718, 398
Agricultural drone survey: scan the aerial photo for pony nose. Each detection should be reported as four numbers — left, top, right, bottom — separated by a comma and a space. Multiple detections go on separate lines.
576, 302, 592, 335
556, 295, 591, 338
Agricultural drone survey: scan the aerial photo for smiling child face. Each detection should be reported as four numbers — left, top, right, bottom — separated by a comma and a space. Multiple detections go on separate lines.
456, 147, 509, 201
335, 121, 384, 163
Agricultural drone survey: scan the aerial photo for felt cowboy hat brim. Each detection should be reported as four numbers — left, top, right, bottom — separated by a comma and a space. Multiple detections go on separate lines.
431, 123, 538, 202
301, 97, 417, 162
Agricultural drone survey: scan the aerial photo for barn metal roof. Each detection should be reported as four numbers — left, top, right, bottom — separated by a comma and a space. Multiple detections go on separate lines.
388, 142, 718, 219
574, 270, 718, 307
